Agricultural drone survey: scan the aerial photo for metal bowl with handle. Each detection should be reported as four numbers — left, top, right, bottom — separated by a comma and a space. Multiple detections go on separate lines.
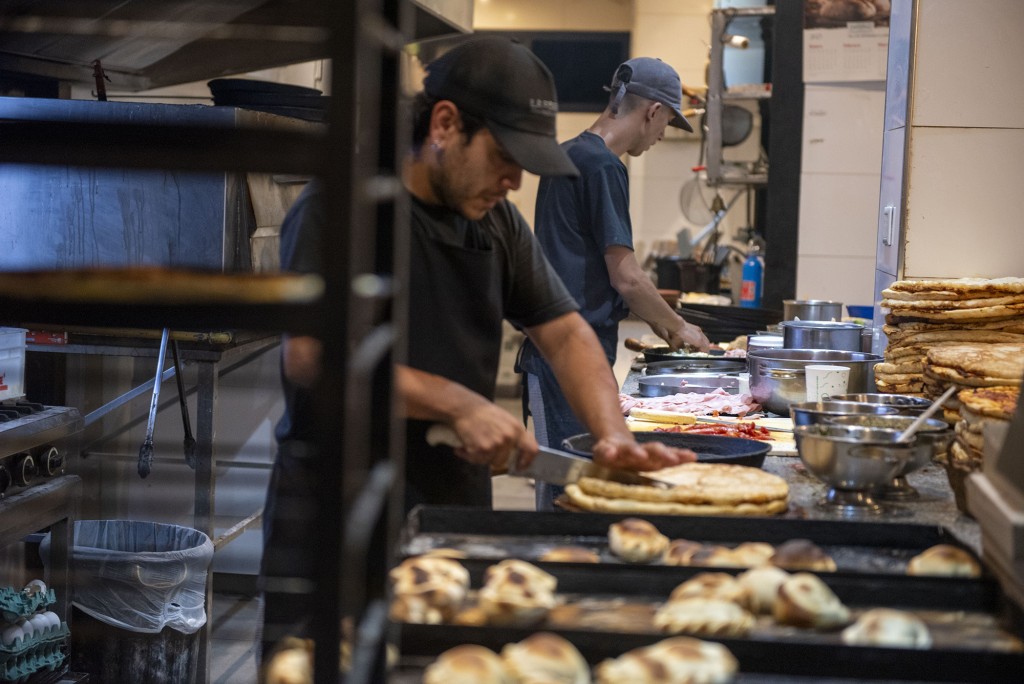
790, 400, 900, 427
747, 349, 882, 415
828, 393, 933, 415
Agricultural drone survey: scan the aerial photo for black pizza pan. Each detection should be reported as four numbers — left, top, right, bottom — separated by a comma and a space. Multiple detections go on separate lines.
562, 431, 771, 469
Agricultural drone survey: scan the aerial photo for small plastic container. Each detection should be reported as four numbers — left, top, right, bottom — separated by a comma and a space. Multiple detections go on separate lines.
0, 328, 27, 402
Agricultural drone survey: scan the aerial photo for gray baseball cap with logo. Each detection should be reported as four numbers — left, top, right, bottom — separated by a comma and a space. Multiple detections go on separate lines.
607, 57, 693, 132
423, 36, 579, 177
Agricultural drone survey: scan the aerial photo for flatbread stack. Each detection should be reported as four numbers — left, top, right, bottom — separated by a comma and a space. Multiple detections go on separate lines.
879, 277, 1024, 405
923, 344, 1024, 423
944, 385, 1020, 510
563, 464, 788, 516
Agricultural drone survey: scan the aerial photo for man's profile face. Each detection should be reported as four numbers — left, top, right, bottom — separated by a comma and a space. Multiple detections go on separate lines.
628, 103, 674, 157
432, 122, 523, 220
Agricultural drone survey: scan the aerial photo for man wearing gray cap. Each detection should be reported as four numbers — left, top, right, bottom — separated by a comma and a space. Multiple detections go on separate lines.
519, 56, 711, 510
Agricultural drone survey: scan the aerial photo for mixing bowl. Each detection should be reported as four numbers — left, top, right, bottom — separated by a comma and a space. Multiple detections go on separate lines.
827, 393, 932, 415
747, 349, 882, 415
794, 424, 925, 516
790, 400, 899, 427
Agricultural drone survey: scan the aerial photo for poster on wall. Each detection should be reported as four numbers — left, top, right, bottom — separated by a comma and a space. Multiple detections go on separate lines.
803, 0, 890, 82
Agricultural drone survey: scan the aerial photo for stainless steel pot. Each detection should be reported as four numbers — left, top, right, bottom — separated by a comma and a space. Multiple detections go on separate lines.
747, 349, 882, 415
783, 299, 843, 321
828, 393, 932, 415
782, 320, 864, 352
790, 400, 900, 427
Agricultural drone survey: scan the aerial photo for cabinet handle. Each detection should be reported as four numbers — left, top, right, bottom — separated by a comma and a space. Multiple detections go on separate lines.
882, 205, 895, 246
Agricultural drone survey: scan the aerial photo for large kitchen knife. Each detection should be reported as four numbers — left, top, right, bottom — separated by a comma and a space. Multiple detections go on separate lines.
425, 424, 669, 488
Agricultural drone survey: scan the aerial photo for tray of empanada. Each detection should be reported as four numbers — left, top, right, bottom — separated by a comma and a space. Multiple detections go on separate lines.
390, 552, 1024, 683
400, 507, 986, 578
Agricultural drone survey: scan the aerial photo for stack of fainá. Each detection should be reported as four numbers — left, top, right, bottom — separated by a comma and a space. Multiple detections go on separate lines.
945, 386, 1020, 511
563, 463, 789, 516
878, 277, 1024, 418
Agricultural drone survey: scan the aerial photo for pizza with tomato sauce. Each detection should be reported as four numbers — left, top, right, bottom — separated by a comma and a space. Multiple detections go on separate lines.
654, 421, 774, 441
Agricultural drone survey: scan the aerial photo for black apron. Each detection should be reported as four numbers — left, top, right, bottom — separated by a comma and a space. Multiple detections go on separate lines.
404, 211, 505, 511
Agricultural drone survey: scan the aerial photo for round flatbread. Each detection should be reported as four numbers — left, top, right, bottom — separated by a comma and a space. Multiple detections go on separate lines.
885, 277, 1024, 297
564, 484, 788, 516
958, 386, 1019, 420
876, 361, 924, 375
926, 343, 1024, 385
577, 465, 788, 506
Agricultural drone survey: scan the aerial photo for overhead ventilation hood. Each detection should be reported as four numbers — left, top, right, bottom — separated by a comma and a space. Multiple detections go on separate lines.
0, 0, 472, 92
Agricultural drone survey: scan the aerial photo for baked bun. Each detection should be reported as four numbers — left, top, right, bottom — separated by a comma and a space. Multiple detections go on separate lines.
595, 636, 738, 684
663, 539, 704, 566
906, 544, 982, 578
728, 542, 776, 568
669, 572, 749, 605
841, 608, 932, 649
264, 637, 313, 684
773, 572, 850, 629
688, 545, 741, 568
423, 644, 511, 684
736, 565, 790, 614
479, 559, 558, 626
388, 556, 469, 624
770, 539, 837, 572
608, 518, 670, 563
540, 546, 601, 563
421, 547, 468, 559
500, 632, 590, 684
654, 597, 755, 637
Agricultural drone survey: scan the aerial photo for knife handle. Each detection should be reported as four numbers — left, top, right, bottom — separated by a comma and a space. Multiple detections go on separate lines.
425, 424, 514, 475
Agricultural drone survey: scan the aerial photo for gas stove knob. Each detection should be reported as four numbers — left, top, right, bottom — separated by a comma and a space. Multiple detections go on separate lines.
41, 447, 64, 477
0, 464, 10, 494
13, 454, 36, 487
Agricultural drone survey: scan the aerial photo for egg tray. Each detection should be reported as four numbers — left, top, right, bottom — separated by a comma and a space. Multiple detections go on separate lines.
0, 636, 67, 684
0, 587, 56, 623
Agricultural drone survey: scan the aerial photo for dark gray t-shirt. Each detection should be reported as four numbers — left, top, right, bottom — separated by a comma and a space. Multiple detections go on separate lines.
533, 131, 633, 349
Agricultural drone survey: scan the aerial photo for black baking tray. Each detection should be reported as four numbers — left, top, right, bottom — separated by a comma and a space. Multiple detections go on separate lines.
396, 508, 1024, 681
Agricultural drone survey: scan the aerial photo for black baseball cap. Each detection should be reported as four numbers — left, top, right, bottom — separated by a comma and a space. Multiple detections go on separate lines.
423, 36, 579, 177
608, 57, 693, 132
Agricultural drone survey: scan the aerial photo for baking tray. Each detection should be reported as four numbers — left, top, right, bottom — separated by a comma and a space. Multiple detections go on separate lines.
561, 432, 770, 469
400, 508, 979, 576
395, 509, 1024, 681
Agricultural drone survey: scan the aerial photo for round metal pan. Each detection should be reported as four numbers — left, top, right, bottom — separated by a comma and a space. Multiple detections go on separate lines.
644, 358, 747, 375
562, 432, 770, 469
639, 346, 725, 364
638, 373, 739, 397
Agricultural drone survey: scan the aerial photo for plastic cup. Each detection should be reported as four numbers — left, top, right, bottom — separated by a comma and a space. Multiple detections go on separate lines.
805, 364, 850, 402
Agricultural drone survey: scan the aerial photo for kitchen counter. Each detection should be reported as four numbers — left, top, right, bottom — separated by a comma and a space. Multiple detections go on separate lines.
621, 367, 981, 554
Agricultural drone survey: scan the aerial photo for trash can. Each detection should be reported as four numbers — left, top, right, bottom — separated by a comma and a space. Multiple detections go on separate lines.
41, 520, 214, 684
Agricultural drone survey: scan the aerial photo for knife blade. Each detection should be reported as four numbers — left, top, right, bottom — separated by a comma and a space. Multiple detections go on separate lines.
425, 424, 668, 488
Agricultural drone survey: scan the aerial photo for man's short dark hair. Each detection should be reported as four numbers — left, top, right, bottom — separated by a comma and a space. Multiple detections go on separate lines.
411, 91, 488, 152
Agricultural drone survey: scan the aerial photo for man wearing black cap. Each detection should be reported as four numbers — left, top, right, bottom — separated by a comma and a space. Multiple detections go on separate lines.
260, 37, 695, 657
519, 56, 711, 510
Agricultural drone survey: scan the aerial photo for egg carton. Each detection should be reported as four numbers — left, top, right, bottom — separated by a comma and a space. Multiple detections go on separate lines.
0, 639, 66, 684
0, 582, 55, 623
0, 616, 68, 658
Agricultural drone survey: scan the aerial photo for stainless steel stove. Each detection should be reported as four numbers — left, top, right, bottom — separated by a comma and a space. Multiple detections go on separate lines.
0, 402, 82, 495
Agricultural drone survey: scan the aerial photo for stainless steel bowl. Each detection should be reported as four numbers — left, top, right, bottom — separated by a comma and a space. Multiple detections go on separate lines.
782, 320, 864, 352
790, 400, 900, 427
795, 424, 919, 488
828, 393, 932, 415
824, 414, 953, 499
783, 299, 843, 321
747, 349, 882, 416
638, 373, 739, 397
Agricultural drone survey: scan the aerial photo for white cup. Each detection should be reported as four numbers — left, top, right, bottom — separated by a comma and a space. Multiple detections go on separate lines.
805, 364, 850, 402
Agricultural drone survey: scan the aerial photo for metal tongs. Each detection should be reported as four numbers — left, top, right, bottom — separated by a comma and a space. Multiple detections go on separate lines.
138, 328, 170, 478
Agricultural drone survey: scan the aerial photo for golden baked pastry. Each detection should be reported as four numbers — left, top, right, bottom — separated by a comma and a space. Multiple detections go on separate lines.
770, 539, 837, 572
479, 559, 558, 627
663, 539, 704, 566
608, 518, 670, 563
264, 637, 313, 684
594, 636, 738, 684
841, 608, 932, 649
773, 573, 850, 629
958, 386, 1019, 421
580, 465, 789, 506
500, 632, 590, 684
668, 572, 749, 605
388, 556, 469, 624
423, 644, 512, 684
565, 484, 788, 517
906, 544, 982, 578
654, 598, 755, 637
736, 565, 790, 615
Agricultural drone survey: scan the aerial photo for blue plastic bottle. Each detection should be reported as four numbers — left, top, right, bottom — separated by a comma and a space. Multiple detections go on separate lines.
739, 242, 764, 308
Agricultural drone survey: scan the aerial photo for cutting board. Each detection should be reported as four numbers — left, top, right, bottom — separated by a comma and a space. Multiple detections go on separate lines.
626, 415, 797, 456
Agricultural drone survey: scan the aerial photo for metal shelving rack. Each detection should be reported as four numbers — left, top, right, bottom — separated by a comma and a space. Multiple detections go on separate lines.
0, 1, 421, 681
705, 4, 775, 187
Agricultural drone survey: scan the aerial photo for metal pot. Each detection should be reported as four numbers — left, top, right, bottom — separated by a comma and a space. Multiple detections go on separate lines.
782, 320, 864, 352
828, 393, 932, 415
790, 400, 900, 427
783, 299, 843, 321
747, 334, 784, 354
747, 349, 882, 416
